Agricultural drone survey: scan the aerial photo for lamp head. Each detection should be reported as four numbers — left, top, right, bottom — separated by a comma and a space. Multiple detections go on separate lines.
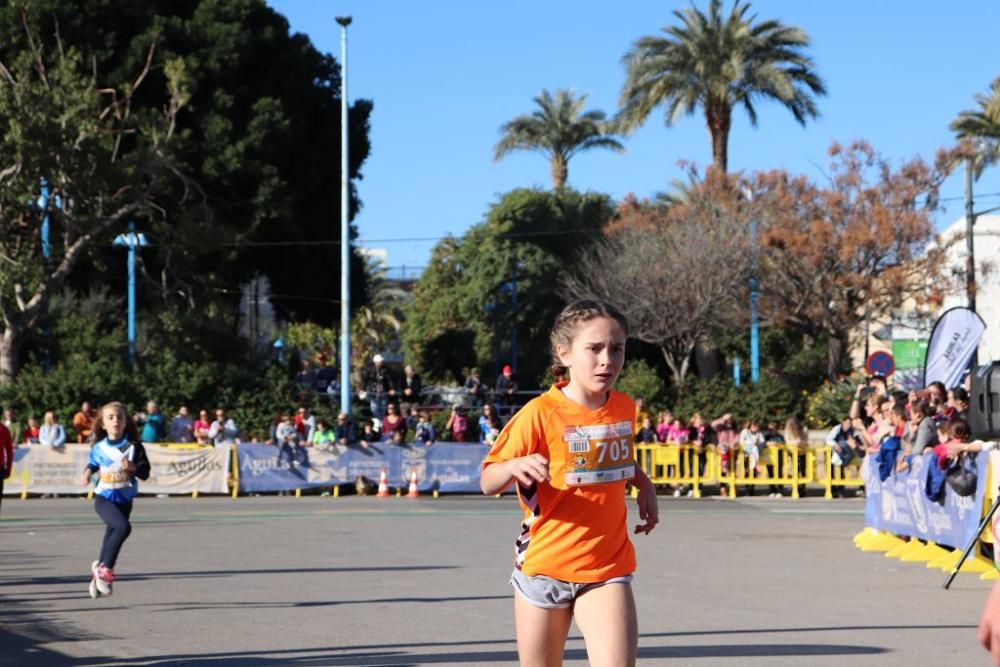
335, 16, 352, 27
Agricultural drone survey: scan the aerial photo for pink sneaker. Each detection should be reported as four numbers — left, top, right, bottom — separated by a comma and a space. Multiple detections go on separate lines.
95, 564, 114, 596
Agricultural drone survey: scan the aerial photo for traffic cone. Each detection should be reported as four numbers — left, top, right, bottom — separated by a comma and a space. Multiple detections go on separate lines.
406, 469, 420, 498
376, 468, 390, 498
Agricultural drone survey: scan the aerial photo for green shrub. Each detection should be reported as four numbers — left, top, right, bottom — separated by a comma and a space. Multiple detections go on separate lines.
616, 359, 666, 409
673, 374, 801, 425
804, 372, 864, 429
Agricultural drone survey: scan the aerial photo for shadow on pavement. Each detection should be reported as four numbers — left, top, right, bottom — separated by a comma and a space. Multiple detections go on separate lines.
0, 565, 458, 588
0, 642, 890, 667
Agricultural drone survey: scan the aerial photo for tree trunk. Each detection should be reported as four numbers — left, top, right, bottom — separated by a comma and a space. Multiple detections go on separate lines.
0, 326, 23, 385
660, 346, 690, 388
826, 332, 848, 382
551, 154, 568, 191
705, 104, 731, 174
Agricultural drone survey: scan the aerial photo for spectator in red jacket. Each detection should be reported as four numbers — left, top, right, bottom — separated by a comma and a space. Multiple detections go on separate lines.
0, 422, 13, 519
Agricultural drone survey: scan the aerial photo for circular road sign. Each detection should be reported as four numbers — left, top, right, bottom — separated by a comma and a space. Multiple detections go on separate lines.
865, 351, 895, 377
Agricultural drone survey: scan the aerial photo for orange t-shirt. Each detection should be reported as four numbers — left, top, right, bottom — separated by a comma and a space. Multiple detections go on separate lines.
482, 382, 637, 583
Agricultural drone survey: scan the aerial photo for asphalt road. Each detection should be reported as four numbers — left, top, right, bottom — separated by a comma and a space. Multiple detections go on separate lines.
0, 494, 993, 666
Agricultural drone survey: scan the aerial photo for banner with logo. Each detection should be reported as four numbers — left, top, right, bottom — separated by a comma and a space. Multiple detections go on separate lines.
142, 445, 231, 494
923, 307, 986, 389
863, 450, 987, 549
236, 442, 490, 493
3, 445, 91, 495
2, 444, 231, 495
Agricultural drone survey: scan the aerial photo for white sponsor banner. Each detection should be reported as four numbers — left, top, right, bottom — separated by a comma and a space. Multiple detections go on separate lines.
143, 444, 231, 494
2, 444, 231, 495
4, 445, 91, 495
924, 307, 986, 389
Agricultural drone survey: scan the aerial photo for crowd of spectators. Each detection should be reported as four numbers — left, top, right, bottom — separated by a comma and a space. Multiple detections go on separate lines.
825, 375, 992, 498
7, 353, 989, 497
1, 401, 246, 448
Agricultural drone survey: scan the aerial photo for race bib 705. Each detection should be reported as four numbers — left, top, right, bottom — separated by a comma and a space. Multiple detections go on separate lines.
563, 420, 635, 486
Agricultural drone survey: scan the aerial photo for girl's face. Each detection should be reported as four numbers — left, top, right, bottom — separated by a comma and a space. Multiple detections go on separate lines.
557, 316, 626, 399
103, 407, 126, 440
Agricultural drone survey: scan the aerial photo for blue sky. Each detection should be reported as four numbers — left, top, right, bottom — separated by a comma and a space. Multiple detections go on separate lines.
267, 0, 1000, 273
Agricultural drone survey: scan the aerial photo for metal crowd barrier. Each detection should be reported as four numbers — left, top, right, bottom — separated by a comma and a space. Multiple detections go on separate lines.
635, 442, 862, 498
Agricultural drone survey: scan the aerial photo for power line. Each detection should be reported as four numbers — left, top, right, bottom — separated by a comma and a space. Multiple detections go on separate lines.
218, 227, 604, 248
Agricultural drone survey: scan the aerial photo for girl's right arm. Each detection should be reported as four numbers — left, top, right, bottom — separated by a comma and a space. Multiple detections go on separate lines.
480, 454, 549, 495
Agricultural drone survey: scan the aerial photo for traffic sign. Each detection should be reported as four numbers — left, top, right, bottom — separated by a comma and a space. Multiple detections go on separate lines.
865, 350, 895, 377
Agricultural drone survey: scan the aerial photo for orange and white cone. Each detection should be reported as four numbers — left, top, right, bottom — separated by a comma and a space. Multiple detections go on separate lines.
406, 469, 420, 498
376, 468, 390, 498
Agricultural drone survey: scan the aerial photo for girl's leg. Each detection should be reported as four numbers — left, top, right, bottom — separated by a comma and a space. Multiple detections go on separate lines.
94, 497, 133, 568
514, 593, 573, 667
573, 582, 638, 667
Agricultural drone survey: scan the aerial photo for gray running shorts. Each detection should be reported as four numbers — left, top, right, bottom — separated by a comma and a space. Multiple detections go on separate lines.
509, 568, 634, 609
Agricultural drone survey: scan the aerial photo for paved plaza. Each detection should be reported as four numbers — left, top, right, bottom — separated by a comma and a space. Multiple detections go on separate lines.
0, 494, 992, 666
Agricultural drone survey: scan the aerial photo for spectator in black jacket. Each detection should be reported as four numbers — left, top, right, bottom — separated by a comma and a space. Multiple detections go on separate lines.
400, 365, 422, 416
360, 354, 396, 419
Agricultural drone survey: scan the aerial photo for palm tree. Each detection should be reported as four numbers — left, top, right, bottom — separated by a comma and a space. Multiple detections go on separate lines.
950, 76, 1000, 176
618, 0, 825, 173
494, 89, 624, 190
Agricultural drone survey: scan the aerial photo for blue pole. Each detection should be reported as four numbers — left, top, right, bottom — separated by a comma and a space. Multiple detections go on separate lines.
733, 356, 741, 387
336, 16, 353, 415
510, 272, 517, 374
39, 180, 51, 374
39, 180, 50, 260
747, 193, 760, 384
750, 278, 759, 384
127, 222, 137, 366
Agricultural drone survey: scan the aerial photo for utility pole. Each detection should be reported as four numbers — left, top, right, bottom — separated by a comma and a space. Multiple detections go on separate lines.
336, 15, 352, 415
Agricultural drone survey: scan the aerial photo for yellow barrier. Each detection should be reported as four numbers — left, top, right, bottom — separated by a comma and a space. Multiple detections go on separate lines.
635, 444, 712, 497
636, 443, 818, 497
822, 445, 865, 499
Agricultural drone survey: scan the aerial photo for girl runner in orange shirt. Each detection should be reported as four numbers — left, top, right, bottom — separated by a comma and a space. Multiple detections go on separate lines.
481, 299, 659, 667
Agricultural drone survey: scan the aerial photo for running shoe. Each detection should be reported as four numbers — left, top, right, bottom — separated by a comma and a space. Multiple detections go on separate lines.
89, 560, 101, 598
95, 563, 114, 596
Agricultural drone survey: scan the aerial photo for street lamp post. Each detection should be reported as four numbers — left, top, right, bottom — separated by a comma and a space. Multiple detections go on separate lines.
743, 187, 760, 384
335, 15, 352, 415
113, 222, 149, 366
964, 153, 1000, 374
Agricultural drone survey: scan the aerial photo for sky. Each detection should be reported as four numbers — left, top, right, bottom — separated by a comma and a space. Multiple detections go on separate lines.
267, 0, 1000, 275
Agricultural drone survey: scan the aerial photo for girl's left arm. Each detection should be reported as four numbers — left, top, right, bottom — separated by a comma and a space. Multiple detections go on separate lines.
131, 443, 151, 480
633, 464, 659, 535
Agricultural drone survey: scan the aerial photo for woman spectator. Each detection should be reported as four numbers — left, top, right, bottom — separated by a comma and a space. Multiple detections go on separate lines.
711, 413, 739, 492
635, 417, 658, 444
927, 381, 951, 424
949, 387, 970, 421
478, 404, 501, 444
854, 395, 890, 453
24, 416, 41, 444
193, 410, 212, 445
380, 403, 407, 442
655, 410, 673, 443
780, 417, 809, 498
445, 405, 469, 442
674, 413, 713, 497
38, 412, 66, 448
666, 417, 689, 444
739, 420, 767, 484
414, 411, 437, 446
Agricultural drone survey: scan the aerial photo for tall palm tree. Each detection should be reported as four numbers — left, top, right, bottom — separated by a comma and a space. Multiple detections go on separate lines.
950, 76, 1000, 176
494, 89, 624, 190
618, 0, 825, 173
